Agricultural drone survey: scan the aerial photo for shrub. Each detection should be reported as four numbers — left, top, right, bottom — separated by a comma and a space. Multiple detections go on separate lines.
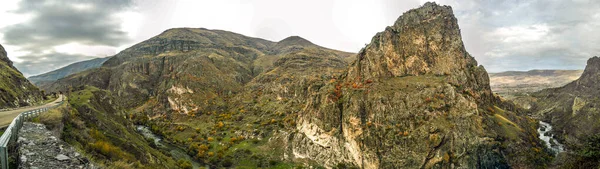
580, 134, 600, 159
207, 137, 214, 142
222, 159, 233, 167
90, 141, 129, 160
424, 97, 432, 103
177, 159, 193, 169
487, 106, 495, 113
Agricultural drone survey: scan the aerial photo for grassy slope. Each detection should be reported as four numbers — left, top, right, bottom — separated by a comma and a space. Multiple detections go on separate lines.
38, 86, 177, 168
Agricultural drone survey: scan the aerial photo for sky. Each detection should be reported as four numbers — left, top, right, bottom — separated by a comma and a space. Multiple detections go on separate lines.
0, 0, 599, 77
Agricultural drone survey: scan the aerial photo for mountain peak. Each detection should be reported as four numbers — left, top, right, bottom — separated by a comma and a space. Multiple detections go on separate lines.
277, 36, 313, 46
0, 44, 12, 66
586, 56, 600, 68
577, 56, 600, 84
349, 1, 476, 80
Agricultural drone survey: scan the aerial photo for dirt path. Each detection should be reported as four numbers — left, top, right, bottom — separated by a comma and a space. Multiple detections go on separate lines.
0, 95, 64, 128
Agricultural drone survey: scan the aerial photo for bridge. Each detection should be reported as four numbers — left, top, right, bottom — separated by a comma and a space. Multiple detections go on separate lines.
0, 96, 64, 169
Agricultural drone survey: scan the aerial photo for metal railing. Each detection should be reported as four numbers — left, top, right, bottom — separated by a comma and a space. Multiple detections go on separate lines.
0, 101, 64, 169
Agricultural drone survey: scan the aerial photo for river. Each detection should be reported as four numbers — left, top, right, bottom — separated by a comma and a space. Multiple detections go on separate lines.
537, 121, 565, 154
135, 125, 202, 169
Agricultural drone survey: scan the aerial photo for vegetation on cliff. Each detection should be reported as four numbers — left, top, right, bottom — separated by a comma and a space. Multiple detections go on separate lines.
0, 44, 43, 109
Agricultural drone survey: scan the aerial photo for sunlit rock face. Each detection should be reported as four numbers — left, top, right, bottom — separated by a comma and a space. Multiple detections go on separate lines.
257, 2, 549, 168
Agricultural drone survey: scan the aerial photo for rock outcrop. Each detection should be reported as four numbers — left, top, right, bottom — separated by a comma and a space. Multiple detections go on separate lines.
0, 44, 42, 109
264, 2, 547, 168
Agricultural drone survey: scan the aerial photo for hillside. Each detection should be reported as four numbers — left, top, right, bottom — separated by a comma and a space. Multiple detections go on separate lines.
489, 70, 583, 98
28, 57, 110, 87
531, 56, 600, 167
36, 86, 178, 168
44, 28, 354, 109
44, 2, 551, 168
0, 44, 43, 109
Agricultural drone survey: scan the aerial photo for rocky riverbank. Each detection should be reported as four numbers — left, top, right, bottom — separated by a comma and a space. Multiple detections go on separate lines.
18, 122, 97, 169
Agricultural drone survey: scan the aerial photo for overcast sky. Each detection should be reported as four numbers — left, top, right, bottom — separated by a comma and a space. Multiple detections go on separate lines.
0, 0, 599, 77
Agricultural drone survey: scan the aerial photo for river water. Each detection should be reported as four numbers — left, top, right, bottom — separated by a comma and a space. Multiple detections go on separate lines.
135, 125, 202, 169
537, 121, 565, 154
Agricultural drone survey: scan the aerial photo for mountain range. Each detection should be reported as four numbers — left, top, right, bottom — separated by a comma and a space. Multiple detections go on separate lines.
6, 2, 600, 168
37, 2, 552, 168
28, 57, 110, 87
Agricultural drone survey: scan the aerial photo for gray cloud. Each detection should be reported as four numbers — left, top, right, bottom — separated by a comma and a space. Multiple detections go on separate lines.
4, 0, 133, 52
437, 0, 600, 72
2, 0, 132, 76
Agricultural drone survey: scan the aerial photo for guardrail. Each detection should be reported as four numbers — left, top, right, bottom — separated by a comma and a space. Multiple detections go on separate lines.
0, 100, 64, 169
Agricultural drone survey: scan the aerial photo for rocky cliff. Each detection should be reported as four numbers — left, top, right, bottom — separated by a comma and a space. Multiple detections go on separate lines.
44, 2, 551, 168
254, 2, 549, 168
29, 57, 110, 87
0, 44, 42, 108
531, 56, 600, 167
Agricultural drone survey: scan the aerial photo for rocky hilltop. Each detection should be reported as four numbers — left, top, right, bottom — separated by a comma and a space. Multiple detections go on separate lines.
531, 56, 600, 167
0, 44, 42, 108
260, 2, 548, 168
29, 57, 110, 87
44, 2, 551, 168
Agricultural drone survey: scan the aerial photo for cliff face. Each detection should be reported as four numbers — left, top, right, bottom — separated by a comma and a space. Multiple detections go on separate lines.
0, 44, 42, 108
263, 3, 547, 168
531, 56, 600, 167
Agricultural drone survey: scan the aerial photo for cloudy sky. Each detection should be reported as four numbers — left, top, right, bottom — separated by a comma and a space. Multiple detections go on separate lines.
0, 0, 599, 77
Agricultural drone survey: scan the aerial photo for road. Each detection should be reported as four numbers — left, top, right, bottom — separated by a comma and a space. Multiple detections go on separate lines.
0, 95, 64, 128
